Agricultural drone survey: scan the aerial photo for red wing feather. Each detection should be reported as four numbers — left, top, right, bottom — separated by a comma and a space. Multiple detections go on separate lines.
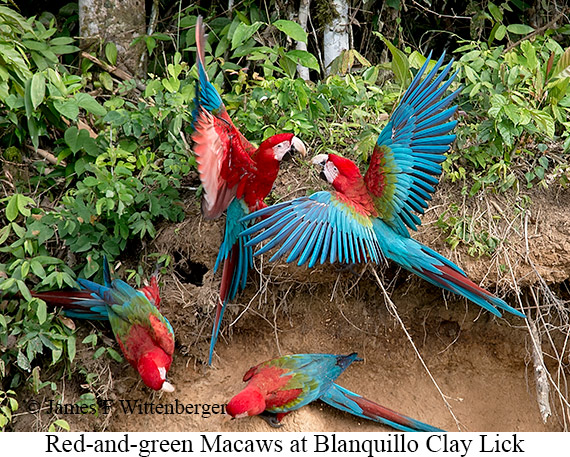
193, 18, 258, 219
265, 388, 304, 410
148, 314, 175, 356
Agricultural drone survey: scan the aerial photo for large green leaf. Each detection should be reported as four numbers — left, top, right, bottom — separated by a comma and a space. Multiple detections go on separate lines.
488, 2, 503, 22
75, 93, 107, 116
376, 34, 410, 85
5, 195, 19, 221
552, 47, 570, 79
54, 98, 80, 119
286, 50, 319, 71
273, 20, 307, 43
105, 42, 117, 66
30, 73, 45, 109
507, 24, 534, 35
231, 22, 263, 50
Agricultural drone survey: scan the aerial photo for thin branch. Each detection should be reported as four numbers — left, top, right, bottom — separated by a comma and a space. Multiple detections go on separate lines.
503, 10, 568, 53
81, 51, 146, 91
138, 0, 160, 75
408, 0, 472, 20
26, 145, 66, 167
371, 268, 462, 430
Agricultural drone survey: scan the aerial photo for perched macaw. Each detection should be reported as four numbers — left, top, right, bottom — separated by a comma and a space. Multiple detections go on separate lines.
241, 53, 525, 319
29, 258, 175, 392
191, 16, 307, 364
227, 353, 443, 431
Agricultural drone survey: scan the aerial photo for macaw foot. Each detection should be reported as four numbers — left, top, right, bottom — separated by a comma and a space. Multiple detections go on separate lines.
259, 412, 283, 428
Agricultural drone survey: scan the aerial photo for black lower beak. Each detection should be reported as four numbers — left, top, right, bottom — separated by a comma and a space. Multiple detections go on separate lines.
319, 170, 328, 182
282, 148, 293, 161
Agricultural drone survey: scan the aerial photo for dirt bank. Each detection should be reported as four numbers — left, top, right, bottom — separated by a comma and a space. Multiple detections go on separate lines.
12, 167, 570, 432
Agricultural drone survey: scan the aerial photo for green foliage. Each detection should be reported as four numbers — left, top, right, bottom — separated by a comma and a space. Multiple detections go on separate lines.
216, 65, 397, 159
376, 32, 410, 85
484, 1, 535, 46
436, 203, 501, 257
48, 419, 70, 432
0, 5, 79, 149
0, 385, 18, 431
0, 3, 190, 403
178, 10, 320, 81
449, 34, 570, 193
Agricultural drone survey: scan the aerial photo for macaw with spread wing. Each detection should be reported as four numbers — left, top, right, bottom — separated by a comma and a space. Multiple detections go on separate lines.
191, 16, 307, 364
227, 353, 443, 431
241, 53, 525, 319
28, 258, 175, 392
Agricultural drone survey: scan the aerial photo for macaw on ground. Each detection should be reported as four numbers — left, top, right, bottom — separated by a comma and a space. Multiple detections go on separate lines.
227, 353, 443, 431
191, 16, 307, 364
27, 257, 175, 392
241, 53, 525, 319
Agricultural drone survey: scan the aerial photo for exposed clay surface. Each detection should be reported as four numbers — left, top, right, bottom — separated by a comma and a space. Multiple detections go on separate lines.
12, 169, 569, 432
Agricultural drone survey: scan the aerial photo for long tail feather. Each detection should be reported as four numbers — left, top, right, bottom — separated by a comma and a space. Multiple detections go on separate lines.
29, 290, 109, 320
193, 15, 223, 120
382, 234, 524, 318
320, 383, 444, 432
103, 255, 112, 286
209, 244, 238, 365
209, 199, 252, 364
141, 273, 161, 309
418, 253, 526, 318
139, 259, 163, 309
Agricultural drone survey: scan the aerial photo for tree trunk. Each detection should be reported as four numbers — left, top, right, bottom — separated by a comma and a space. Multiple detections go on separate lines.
296, 0, 312, 80
78, 0, 147, 78
323, 0, 349, 75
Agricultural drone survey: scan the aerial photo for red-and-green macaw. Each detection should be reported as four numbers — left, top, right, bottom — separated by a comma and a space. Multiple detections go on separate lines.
241, 53, 525, 319
29, 258, 175, 392
191, 16, 307, 364
227, 353, 443, 431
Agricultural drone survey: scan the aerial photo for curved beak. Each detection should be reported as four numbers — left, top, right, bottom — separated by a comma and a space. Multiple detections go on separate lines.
161, 381, 175, 392
290, 136, 307, 157
311, 154, 330, 182
311, 154, 329, 167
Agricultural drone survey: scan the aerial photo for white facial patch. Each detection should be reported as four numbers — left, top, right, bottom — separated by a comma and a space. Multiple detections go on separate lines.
158, 366, 167, 380
273, 141, 291, 161
323, 161, 339, 183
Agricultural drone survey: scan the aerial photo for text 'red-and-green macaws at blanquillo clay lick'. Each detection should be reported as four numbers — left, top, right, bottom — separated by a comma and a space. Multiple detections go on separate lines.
227, 353, 443, 431
242, 53, 526, 320
191, 16, 307, 365
25, 257, 175, 392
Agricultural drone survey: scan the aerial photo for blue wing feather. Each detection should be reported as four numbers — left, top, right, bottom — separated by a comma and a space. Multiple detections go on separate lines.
241, 192, 382, 267
366, 52, 461, 237
263, 353, 361, 413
